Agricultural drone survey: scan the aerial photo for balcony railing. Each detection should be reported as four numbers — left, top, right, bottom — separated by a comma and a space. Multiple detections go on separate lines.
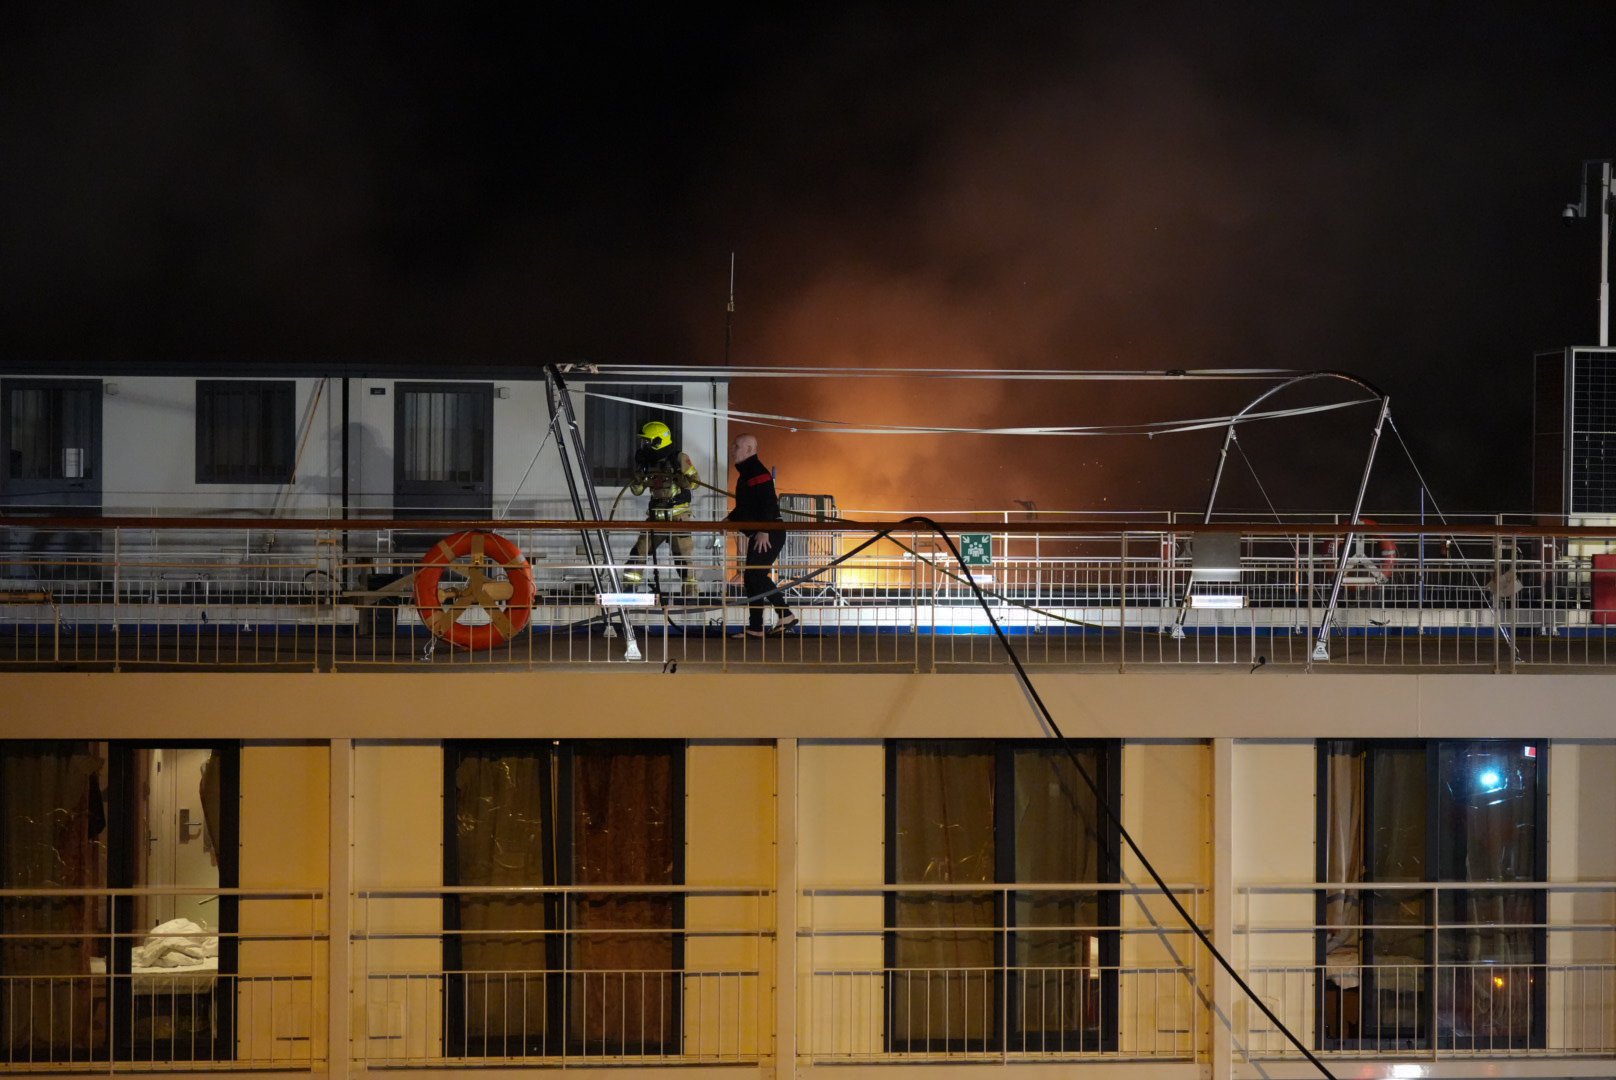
4, 880, 1615, 1071
1238, 880, 1616, 1060
0, 886, 326, 1071
799, 882, 1205, 1063
351, 884, 772, 1068
0, 517, 1614, 670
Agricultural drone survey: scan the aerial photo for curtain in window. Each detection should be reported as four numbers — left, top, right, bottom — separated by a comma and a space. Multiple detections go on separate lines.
1367, 745, 1428, 972
403, 391, 486, 484
452, 750, 553, 1055
569, 745, 676, 1052
1011, 747, 1101, 1047
8, 387, 63, 479
890, 742, 995, 1050
0, 742, 106, 1061
449, 743, 680, 1057
1322, 744, 1364, 957
195, 382, 293, 483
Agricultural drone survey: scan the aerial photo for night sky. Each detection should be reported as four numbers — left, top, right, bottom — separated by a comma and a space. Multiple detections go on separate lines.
2, 4, 1613, 516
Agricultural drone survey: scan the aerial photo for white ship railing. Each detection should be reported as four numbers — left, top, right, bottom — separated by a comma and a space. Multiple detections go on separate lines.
0, 518, 1613, 670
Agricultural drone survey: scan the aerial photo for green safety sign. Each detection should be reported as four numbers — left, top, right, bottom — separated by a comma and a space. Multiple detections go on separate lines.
959, 533, 993, 567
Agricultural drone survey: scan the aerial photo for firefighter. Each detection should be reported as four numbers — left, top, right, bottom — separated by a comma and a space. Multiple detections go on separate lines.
622, 420, 700, 592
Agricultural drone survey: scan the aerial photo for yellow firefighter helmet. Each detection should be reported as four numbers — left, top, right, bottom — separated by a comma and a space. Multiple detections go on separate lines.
639, 420, 673, 450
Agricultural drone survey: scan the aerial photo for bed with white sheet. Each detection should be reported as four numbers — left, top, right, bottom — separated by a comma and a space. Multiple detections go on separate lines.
92, 918, 221, 994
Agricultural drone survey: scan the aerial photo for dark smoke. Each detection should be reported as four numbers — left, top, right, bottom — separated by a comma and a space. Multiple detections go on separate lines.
0, 4, 1611, 514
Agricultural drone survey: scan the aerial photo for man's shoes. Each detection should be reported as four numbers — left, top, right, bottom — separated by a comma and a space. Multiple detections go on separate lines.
771, 613, 800, 634
621, 569, 643, 584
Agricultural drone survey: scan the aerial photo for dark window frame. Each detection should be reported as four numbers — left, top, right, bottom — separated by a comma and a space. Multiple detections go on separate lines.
583, 384, 684, 486
0, 740, 241, 1064
883, 739, 1121, 1055
194, 380, 296, 485
107, 741, 241, 1063
1314, 739, 1548, 1052
442, 739, 686, 1059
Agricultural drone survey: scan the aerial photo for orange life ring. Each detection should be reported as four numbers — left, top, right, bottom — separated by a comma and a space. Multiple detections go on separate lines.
412, 530, 537, 649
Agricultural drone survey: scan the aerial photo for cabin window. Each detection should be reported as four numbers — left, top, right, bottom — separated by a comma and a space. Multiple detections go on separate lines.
444, 740, 683, 1058
584, 385, 683, 486
5, 383, 99, 482
0, 741, 239, 1064
1318, 740, 1544, 1051
397, 386, 489, 485
885, 739, 1118, 1053
195, 381, 296, 484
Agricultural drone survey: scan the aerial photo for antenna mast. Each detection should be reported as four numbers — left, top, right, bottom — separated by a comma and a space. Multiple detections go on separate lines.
724, 252, 735, 365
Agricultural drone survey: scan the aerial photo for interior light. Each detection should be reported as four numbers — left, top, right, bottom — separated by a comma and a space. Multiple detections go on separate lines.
1478, 769, 1501, 789
1492, 975, 1506, 989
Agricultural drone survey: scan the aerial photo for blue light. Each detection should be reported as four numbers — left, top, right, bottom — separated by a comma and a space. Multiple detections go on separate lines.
1478, 769, 1501, 790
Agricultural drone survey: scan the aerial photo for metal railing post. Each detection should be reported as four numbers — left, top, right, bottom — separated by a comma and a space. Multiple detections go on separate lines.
111, 527, 121, 672
911, 532, 921, 673
108, 889, 117, 1061
1119, 534, 1129, 672
1306, 533, 1315, 658
1000, 885, 1009, 1063
1510, 541, 1520, 673
1493, 536, 1503, 674
1429, 887, 1441, 1063
328, 740, 353, 1078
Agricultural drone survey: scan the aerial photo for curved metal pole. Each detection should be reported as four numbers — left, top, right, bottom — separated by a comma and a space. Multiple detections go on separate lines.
1171, 372, 1390, 645
1311, 394, 1392, 662
544, 365, 641, 661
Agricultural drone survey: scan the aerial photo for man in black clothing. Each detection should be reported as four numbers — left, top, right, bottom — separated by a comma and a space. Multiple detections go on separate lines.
727, 432, 797, 637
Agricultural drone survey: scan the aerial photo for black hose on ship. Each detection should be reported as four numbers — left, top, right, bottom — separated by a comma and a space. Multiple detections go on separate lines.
631, 513, 1337, 1080
889, 516, 1335, 1080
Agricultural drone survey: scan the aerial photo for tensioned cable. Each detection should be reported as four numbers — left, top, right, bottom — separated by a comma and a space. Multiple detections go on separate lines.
578, 387, 1378, 437
1385, 415, 1450, 527
1385, 414, 1517, 653
1231, 431, 1303, 563
499, 422, 558, 519
1231, 432, 1285, 524
649, 515, 1335, 1079
566, 363, 1298, 382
